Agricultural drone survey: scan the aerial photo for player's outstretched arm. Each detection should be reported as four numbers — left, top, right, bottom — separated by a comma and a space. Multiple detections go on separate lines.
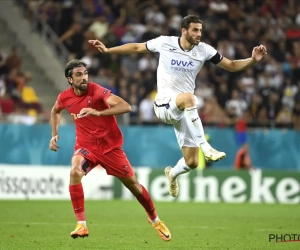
49, 101, 63, 152
217, 45, 267, 72
79, 94, 131, 118
88, 39, 149, 54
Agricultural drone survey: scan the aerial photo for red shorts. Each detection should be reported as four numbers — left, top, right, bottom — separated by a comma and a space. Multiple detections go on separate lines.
73, 145, 134, 178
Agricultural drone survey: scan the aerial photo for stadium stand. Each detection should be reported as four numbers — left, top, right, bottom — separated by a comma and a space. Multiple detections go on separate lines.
3, 0, 300, 129
0, 20, 48, 124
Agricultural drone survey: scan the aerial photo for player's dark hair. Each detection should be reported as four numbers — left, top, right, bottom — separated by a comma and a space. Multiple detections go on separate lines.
181, 15, 203, 30
64, 59, 87, 78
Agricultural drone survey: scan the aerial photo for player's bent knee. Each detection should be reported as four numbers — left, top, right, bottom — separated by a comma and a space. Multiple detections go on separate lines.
185, 158, 198, 169
70, 166, 84, 175
70, 155, 86, 181
70, 166, 85, 179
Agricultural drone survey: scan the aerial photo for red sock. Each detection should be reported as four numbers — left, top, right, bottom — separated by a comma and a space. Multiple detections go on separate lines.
135, 185, 157, 220
69, 183, 86, 221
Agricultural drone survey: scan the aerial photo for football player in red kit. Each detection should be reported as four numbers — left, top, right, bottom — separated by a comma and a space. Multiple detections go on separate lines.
49, 59, 171, 241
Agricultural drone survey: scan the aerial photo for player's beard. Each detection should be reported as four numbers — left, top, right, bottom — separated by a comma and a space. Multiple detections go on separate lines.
186, 32, 201, 45
74, 81, 88, 91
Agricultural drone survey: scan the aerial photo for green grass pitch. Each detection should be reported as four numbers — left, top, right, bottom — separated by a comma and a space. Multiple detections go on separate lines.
0, 200, 299, 250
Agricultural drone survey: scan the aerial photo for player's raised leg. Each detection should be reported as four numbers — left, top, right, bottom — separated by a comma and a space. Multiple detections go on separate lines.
175, 92, 226, 162
164, 93, 225, 197
119, 175, 171, 242
165, 147, 199, 197
69, 155, 90, 238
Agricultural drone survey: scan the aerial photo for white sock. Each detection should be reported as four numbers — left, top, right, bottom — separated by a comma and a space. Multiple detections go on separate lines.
169, 157, 191, 180
185, 106, 211, 154
78, 221, 86, 226
151, 216, 159, 223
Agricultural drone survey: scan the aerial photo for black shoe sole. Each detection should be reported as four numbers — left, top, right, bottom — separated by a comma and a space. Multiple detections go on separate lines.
71, 234, 89, 239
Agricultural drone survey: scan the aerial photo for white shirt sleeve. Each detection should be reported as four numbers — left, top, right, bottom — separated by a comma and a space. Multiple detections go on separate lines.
146, 36, 164, 53
204, 43, 219, 60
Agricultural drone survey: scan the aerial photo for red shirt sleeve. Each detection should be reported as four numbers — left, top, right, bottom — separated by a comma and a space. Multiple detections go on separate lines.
93, 83, 112, 103
56, 93, 64, 110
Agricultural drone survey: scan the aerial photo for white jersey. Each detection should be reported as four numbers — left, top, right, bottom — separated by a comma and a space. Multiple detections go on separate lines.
146, 36, 222, 96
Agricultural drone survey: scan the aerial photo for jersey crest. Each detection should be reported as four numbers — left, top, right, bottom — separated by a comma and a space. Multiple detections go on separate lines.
87, 97, 92, 107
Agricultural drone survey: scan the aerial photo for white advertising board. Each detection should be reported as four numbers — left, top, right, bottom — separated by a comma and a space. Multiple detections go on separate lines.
0, 165, 114, 200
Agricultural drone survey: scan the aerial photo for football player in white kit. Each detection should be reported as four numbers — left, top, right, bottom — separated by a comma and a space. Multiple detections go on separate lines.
89, 15, 267, 197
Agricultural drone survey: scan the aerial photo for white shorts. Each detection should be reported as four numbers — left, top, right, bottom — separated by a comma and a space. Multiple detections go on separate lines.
153, 94, 200, 148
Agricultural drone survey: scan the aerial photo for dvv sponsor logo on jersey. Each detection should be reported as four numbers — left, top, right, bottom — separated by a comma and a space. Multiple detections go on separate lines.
171, 59, 194, 67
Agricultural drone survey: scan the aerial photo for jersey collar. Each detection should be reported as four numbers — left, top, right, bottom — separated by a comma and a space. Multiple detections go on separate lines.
178, 37, 195, 52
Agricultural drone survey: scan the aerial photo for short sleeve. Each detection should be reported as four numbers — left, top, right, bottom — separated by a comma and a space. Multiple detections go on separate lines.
93, 83, 112, 102
146, 36, 164, 53
56, 93, 64, 109
204, 43, 223, 64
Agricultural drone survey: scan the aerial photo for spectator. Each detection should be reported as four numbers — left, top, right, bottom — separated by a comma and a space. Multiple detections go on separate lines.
0, 93, 14, 116
234, 143, 254, 170
138, 54, 157, 72
238, 68, 255, 103
235, 111, 248, 146
248, 93, 262, 123
88, 15, 109, 40
18, 0, 300, 129
215, 81, 230, 108
281, 78, 297, 110
145, 4, 166, 25
264, 92, 282, 122
139, 93, 157, 124
0, 46, 8, 76
59, 23, 84, 58
276, 105, 292, 125
225, 89, 248, 119
5, 47, 21, 71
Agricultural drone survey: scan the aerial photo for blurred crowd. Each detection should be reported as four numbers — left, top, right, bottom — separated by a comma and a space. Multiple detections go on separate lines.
12, 0, 300, 129
0, 45, 46, 125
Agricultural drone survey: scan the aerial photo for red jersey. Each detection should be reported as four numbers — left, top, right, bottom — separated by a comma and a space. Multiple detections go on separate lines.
56, 82, 123, 154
